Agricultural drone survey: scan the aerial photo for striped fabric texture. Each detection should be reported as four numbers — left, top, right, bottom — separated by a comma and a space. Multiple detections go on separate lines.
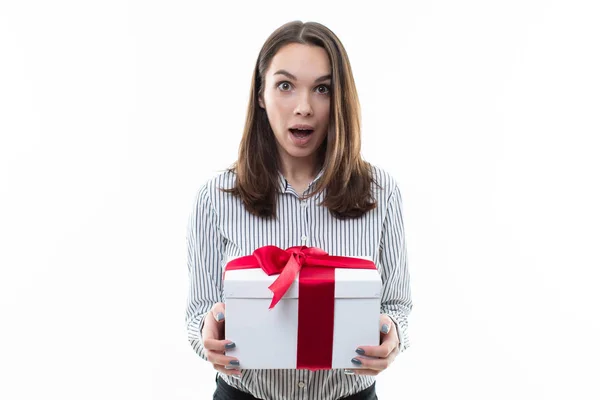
185, 164, 412, 400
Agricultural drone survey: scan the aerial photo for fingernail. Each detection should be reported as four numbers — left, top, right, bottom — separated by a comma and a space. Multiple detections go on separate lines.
216, 312, 225, 321
225, 342, 236, 349
351, 358, 362, 365
229, 360, 240, 366
344, 369, 355, 375
381, 324, 390, 334
225, 365, 239, 370
355, 348, 365, 355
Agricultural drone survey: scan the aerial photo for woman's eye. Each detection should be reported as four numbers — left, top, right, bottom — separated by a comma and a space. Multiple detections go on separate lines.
277, 81, 292, 91
317, 85, 330, 94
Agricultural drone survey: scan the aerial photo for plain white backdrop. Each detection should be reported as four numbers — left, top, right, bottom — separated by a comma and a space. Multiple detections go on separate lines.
1, 1, 599, 399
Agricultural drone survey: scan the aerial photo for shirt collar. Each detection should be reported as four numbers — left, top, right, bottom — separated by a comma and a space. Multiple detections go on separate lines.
278, 166, 325, 194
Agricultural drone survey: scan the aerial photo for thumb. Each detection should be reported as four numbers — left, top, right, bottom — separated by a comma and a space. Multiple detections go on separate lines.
379, 313, 392, 335
211, 302, 226, 323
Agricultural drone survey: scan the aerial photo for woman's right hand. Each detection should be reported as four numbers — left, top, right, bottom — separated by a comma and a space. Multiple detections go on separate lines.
201, 302, 241, 377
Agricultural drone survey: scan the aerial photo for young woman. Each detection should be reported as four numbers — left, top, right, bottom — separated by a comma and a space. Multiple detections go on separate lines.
186, 20, 412, 400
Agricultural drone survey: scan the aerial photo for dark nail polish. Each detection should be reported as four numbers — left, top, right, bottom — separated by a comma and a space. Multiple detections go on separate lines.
229, 360, 240, 366
355, 348, 365, 355
381, 324, 390, 334
216, 312, 225, 321
351, 358, 362, 365
225, 342, 236, 349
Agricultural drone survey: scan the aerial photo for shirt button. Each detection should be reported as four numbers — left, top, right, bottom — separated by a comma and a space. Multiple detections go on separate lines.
298, 381, 305, 388
301, 235, 308, 242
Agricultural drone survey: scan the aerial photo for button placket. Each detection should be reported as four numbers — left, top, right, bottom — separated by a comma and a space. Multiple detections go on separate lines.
300, 196, 309, 246
298, 370, 309, 399
305, 198, 311, 246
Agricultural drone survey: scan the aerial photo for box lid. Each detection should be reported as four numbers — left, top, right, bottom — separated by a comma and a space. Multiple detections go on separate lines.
223, 255, 381, 299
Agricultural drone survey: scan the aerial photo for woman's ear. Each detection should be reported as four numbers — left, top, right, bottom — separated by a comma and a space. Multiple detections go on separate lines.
258, 96, 265, 109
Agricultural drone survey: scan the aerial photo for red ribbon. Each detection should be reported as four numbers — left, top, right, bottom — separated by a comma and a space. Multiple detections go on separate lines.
224, 245, 377, 370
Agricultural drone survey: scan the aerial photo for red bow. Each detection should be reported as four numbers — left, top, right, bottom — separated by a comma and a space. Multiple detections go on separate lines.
225, 245, 376, 309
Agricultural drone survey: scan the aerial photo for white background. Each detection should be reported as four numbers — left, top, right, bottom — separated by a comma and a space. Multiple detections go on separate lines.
1, 1, 599, 399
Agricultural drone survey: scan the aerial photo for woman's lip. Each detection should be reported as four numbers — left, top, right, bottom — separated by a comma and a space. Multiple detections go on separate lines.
289, 124, 315, 130
289, 128, 314, 132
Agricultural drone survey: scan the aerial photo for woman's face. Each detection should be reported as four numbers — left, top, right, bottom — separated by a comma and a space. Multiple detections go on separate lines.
259, 43, 331, 166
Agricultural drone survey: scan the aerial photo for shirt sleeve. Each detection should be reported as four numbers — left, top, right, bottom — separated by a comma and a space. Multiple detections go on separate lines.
185, 183, 225, 361
379, 183, 413, 353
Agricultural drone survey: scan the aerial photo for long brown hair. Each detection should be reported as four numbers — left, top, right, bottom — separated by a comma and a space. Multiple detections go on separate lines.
222, 20, 379, 219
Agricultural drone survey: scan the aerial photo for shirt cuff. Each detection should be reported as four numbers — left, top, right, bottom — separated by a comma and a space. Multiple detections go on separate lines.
187, 311, 210, 361
384, 312, 410, 353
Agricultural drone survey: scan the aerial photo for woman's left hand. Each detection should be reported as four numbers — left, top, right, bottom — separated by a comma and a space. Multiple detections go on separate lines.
345, 314, 400, 376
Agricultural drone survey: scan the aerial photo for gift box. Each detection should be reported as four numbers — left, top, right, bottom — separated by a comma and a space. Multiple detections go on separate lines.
223, 246, 382, 370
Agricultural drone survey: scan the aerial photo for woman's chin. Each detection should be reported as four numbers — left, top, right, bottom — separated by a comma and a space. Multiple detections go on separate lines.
286, 149, 314, 159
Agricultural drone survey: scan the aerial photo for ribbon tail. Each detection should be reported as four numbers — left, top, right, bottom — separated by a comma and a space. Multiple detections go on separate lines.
268, 289, 283, 310
267, 254, 302, 309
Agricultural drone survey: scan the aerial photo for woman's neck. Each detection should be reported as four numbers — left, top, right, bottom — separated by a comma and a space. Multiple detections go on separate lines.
278, 156, 322, 187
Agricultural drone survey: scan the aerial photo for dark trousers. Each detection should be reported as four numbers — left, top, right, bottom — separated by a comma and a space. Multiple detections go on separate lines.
213, 375, 378, 400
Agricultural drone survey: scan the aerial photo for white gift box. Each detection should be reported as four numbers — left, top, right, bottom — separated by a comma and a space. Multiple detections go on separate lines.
223, 255, 382, 370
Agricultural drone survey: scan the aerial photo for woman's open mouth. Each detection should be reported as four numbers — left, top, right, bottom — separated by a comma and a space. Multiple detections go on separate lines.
288, 127, 315, 146
289, 128, 314, 138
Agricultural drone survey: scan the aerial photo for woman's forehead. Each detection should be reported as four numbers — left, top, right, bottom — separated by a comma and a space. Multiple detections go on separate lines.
267, 44, 331, 81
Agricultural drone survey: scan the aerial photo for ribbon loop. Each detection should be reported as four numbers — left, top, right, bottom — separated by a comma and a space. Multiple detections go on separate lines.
254, 246, 313, 308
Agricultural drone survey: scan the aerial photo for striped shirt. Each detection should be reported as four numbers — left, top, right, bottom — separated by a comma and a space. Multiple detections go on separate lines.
185, 164, 412, 400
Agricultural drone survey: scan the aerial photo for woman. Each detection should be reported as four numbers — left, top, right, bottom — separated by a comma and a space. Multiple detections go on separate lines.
186, 20, 412, 400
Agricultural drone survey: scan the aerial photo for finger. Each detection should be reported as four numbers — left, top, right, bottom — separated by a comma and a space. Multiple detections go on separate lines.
381, 322, 399, 355
350, 355, 393, 371
380, 319, 399, 352
354, 343, 393, 358
344, 368, 379, 376
355, 333, 398, 359
213, 363, 242, 377
202, 303, 227, 342
354, 315, 398, 358
379, 314, 393, 336
380, 345, 400, 366
203, 338, 236, 353
205, 349, 240, 367
211, 302, 226, 323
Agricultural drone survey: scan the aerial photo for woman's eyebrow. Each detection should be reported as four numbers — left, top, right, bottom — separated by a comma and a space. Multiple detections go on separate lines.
273, 69, 331, 83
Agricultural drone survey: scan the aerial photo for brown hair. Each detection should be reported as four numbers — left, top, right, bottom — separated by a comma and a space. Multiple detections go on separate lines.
222, 20, 379, 219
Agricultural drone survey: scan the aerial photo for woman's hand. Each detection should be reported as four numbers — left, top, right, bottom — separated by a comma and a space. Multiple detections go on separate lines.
201, 302, 241, 378
344, 314, 400, 376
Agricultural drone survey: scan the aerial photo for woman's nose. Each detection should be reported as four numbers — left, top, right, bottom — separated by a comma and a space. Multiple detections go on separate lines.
294, 93, 313, 116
